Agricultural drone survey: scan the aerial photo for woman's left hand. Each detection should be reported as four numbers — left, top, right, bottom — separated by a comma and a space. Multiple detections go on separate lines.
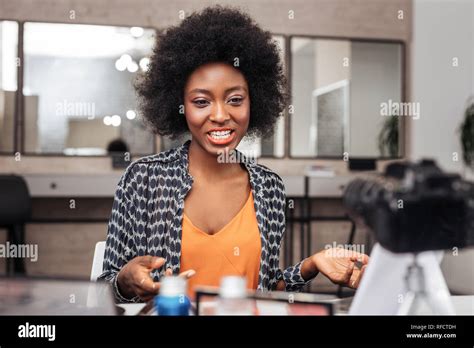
310, 247, 370, 289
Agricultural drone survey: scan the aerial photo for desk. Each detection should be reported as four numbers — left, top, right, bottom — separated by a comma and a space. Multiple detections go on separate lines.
23, 174, 354, 198
117, 295, 474, 316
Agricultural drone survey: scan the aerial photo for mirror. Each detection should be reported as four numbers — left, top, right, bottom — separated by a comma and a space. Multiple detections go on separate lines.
290, 37, 403, 158
0, 21, 18, 153
23, 22, 157, 155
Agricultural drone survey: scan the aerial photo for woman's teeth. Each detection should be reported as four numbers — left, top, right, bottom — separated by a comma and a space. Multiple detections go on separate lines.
209, 130, 232, 139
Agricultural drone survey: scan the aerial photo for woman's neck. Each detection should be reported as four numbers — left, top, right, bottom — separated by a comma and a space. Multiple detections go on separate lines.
187, 139, 243, 181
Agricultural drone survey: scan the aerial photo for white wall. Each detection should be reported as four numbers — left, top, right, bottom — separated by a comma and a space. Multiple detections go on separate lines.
411, 0, 474, 295
410, 0, 474, 178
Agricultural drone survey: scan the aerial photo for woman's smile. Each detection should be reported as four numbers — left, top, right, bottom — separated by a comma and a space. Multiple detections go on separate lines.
206, 128, 236, 146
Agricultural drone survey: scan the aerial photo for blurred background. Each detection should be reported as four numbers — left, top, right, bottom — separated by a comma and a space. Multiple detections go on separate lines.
0, 0, 472, 296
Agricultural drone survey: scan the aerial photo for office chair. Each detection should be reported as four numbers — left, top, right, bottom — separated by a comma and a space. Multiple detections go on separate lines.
0, 175, 31, 275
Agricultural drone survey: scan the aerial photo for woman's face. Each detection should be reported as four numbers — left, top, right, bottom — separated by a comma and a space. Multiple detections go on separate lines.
184, 62, 250, 156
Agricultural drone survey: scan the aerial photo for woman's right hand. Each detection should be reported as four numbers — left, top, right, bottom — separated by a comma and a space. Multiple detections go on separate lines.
116, 256, 195, 301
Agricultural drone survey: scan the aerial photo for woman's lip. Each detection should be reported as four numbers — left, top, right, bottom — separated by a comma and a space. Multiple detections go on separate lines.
207, 128, 233, 132
206, 130, 236, 146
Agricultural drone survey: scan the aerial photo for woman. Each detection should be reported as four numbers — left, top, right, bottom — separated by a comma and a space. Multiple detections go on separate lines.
99, 6, 369, 303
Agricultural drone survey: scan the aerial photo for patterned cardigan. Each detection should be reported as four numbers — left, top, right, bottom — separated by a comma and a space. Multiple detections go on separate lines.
99, 140, 310, 302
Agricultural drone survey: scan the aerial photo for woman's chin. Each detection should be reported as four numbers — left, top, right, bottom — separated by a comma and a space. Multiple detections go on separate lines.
204, 137, 239, 156
190, 133, 242, 160
207, 144, 237, 158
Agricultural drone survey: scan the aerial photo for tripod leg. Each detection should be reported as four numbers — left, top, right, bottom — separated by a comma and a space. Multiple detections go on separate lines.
397, 291, 416, 315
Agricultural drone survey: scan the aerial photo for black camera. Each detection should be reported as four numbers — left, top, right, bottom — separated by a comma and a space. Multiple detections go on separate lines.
343, 159, 474, 253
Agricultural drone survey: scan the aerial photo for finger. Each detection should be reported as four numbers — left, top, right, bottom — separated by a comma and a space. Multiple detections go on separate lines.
349, 268, 360, 288
349, 265, 364, 288
151, 257, 166, 270
165, 268, 173, 276
133, 272, 161, 294
137, 255, 153, 266
350, 253, 369, 265
179, 269, 196, 279
342, 261, 355, 285
138, 255, 165, 269
358, 253, 370, 264
353, 265, 367, 289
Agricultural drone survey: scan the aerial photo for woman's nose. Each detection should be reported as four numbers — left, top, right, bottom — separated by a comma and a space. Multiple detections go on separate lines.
209, 102, 230, 123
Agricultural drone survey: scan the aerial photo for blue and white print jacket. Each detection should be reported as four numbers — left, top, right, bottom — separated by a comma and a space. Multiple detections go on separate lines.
99, 140, 310, 302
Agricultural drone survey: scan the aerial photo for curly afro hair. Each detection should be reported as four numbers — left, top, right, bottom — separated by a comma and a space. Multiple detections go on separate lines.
135, 5, 288, 140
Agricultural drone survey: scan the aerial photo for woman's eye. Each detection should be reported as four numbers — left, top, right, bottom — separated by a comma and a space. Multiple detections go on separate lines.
193, 99, 209, 107
228, 97, 243, 104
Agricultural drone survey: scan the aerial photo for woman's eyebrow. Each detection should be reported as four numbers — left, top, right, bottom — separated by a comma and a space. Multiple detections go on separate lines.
188, 88, 212, 95
187, 86, 247, 96
224, 85, 247, 94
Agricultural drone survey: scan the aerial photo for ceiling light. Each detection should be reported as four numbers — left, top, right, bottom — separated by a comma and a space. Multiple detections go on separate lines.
111, 115, 121, 127
126, 110, 136, 120
130, 27, 144, 38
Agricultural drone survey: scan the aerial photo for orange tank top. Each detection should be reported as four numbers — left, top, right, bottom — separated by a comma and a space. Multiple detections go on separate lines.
180, 190, 261, 298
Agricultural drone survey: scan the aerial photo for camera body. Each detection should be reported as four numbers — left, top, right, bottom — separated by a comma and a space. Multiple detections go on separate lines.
343, 160, 474, 253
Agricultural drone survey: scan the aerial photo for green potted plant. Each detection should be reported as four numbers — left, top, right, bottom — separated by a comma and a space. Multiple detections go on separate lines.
459, 100, 474, 172
378, 116, 399, 157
